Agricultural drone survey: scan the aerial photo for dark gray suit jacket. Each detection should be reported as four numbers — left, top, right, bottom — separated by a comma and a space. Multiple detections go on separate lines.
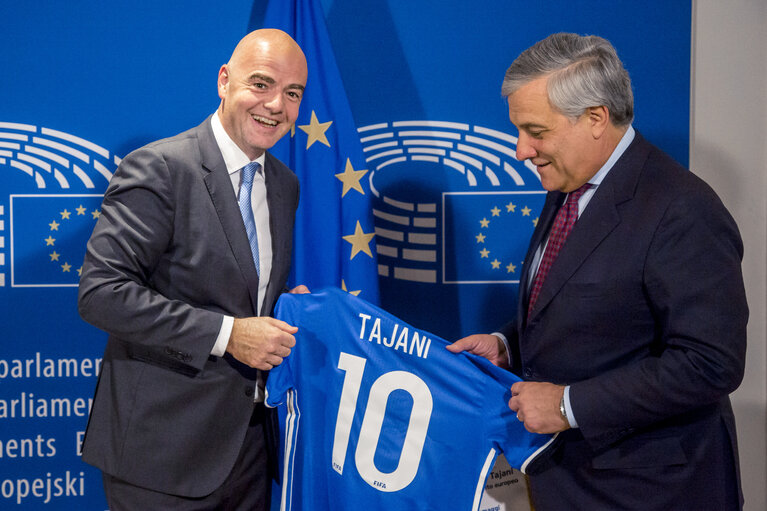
78, 117, 298, 497
502, 132, 747, 510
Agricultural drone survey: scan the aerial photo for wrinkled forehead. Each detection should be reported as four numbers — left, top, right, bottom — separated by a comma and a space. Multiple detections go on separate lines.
228, 36, 307, 86
507, 78, 558, 123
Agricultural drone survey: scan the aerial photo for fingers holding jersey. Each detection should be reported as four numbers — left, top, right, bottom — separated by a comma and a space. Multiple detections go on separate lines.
509, 381, 569, 434
228, 316, 298, 370
446, 334, 509, 368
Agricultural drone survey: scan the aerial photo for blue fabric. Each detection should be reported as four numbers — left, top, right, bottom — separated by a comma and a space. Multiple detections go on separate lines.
261, 0, 380, 303
266, 288, 555, 511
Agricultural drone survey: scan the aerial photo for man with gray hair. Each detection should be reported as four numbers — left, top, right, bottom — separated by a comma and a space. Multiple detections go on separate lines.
449, 33, 747, 509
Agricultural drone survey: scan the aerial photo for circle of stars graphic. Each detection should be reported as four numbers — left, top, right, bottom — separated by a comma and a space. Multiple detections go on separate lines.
475, 199, 539, 274
46, 205, 100, 276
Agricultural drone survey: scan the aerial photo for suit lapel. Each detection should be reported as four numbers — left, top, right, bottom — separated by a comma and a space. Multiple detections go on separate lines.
524, 132, 652, 324
198, 118, 261, 315
262, 153, 291, 315
526, 185, 621, 321
518, 191, 564, 325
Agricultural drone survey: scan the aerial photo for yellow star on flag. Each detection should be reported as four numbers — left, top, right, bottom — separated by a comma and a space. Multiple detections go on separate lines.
480, 248, 490, 258
521, 206, 532, 216
50, 251, 60, 261
341, 279, 361, 296
92, 210, 101, 219
49, 220, 60, 231
45, 236, 56, 246
475, 233, 486, 243
480, 218, 490, 228
506, 262, 517, 273
335, 158, 368, 197
61, 262, 72, 272
491, 206, 501, 217
298, 110, 332, 149
342, 220, 375, 259
491, 259, 501, 269
76, 205, 87, 215
506, 201, 516, 212
60, 209, 71, 220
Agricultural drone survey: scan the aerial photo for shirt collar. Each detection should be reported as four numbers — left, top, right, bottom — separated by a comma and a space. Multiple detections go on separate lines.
588, 125, 635, 187
211, 112, 266, 176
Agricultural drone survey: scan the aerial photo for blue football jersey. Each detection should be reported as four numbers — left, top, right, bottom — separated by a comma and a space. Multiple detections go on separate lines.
266, 288, 555, 511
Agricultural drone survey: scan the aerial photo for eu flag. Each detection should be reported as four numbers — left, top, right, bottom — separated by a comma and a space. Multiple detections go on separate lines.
10, 194, 102, 287
261, 0, 380, 304
443, 191, 545, 284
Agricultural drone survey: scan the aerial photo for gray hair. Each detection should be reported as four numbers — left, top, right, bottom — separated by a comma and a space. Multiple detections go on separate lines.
501, 33, 634, 126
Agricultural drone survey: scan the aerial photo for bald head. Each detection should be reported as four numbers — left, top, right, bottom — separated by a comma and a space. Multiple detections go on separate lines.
217, 29, 308, 159
228, 29, 307, 75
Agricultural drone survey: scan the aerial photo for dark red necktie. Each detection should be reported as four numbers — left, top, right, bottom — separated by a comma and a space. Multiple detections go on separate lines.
527, 183, 591, 318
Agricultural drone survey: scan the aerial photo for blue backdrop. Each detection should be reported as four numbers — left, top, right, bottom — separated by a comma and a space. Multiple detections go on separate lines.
0, 1, 690, 508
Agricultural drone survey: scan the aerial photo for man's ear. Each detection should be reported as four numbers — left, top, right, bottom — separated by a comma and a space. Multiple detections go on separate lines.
217, 65, 229, 100
588, 105, 610, 139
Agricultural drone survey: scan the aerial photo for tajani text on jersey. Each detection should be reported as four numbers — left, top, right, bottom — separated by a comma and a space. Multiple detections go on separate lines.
357, 314, 432, 360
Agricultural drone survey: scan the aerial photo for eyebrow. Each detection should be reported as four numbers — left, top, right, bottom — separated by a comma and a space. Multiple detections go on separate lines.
248, 73, 305, 92
249, 73, 275, 84
518, 122, 547, 131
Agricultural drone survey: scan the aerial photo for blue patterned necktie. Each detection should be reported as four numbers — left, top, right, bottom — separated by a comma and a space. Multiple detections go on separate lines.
238, 161, 261, 276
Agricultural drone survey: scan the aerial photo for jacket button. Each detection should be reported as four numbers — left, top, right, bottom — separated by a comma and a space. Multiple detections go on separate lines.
523, 368, 533, 379
244, 387, 254, 397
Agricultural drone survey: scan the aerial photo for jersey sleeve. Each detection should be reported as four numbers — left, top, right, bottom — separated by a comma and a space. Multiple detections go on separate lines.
264, 294, 300, 408
264, 357, 293, 407
476, 355, 557, 474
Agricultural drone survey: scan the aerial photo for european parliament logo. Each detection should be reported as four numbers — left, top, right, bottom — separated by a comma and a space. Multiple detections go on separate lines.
359, 120, 544, 286
0, 121, 116, 288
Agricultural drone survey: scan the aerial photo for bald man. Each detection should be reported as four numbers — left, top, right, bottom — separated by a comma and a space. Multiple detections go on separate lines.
79, 29, 309, 510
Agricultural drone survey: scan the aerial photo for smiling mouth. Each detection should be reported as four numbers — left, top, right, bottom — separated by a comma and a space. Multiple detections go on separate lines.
252, 115, 278, 127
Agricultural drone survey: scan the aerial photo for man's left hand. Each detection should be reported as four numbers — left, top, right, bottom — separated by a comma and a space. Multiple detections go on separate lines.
509, 381, 570, 434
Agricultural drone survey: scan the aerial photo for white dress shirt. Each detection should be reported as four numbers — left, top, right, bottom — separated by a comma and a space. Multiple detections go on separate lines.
208, 113, 274, 361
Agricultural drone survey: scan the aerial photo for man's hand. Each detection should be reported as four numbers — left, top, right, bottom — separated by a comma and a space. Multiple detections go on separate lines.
289, 285, 310, 294
227, 317, 298, 370
509, 381, 569, 434
446, 334, 509, 369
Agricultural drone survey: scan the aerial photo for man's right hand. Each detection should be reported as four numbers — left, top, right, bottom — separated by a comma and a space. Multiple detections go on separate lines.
446, 334, 509, 369
227, 317, 298, 370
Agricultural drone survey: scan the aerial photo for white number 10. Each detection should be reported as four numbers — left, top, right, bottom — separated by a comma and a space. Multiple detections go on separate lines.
332, 352, 433, 492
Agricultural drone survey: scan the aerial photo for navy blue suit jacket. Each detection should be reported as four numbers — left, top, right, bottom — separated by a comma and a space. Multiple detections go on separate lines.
79, 117, 298, 497
502, 132, 747, 510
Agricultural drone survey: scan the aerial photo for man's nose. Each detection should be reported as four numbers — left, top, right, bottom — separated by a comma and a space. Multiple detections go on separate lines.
264, 91, 283, 112
515, 132, 537, 161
